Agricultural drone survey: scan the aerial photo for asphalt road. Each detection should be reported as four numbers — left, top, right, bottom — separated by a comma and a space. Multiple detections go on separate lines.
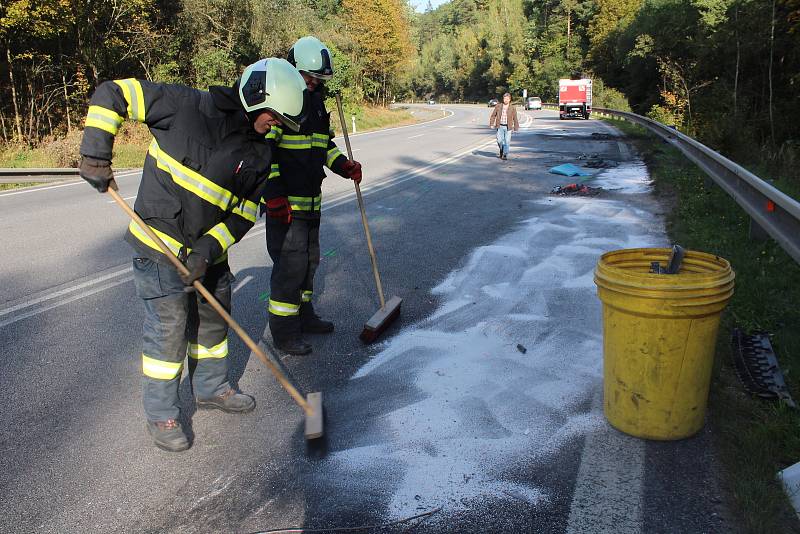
0, 106, 735, 533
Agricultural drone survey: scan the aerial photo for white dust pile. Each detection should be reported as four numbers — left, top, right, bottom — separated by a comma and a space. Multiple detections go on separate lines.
326, 161, 664, 519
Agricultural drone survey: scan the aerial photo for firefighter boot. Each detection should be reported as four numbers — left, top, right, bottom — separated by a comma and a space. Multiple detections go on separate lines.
300, 302, 334, 334
147, 419, 190, 452
197, 388, 256, 413
274, 333, 313, 355
271, 315, 313, 355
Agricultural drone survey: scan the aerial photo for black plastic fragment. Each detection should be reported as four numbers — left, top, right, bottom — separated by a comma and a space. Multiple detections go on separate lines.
649, 244, 685, 274
731, 328, 796, 408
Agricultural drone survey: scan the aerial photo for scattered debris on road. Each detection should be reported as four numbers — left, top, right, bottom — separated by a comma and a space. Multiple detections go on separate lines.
549, 163, 592, 177
731, 328, 797, 408
550, 183, 603, 196
576, 152, 619, 169
516, 344, 527, 354
590, 132, 615, 140
584, 158, 619, 169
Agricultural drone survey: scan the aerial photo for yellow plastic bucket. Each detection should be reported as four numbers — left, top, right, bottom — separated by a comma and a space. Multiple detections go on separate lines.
594, 248, 734, 440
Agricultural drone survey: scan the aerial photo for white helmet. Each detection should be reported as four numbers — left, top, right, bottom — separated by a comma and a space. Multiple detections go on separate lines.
288, 36, 334, 80
238, 58, 307, 131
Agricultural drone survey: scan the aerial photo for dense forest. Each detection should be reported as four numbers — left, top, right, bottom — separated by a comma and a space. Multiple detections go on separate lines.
0, 0, 412, 144
1, 0, 799, 163
407, 0, 800, 156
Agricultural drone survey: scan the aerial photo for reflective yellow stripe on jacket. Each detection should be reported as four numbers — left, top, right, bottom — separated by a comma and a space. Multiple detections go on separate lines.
113, 79, 146, 122
231, 200, 258, 223
205, 222, 235, 253
288, 194, 321, 212
277, 133, 330, 150
265, 126, 283, 142
128, 220, 228, 264
326, 147, 344, 167
129, 220, 184, 256
147, 140, 257, 222
85, 105, 124, 135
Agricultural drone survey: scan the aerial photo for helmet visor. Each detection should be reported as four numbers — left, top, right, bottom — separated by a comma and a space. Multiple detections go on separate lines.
268, 90, 308, 132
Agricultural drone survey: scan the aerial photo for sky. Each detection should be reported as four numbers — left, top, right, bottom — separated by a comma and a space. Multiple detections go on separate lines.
410, 0, 449, 12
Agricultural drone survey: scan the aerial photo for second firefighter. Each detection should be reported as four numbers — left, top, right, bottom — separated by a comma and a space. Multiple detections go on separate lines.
264, 36, 363, 355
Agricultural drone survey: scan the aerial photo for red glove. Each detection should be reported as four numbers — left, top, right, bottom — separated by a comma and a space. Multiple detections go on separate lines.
265, 197, 291, 224
341, 160, 362, 184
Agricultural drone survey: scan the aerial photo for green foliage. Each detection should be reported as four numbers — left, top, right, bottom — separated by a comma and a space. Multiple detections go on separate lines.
592, 78, 631, 110
191, 48, 237, 89
0, 0, 413, 146
151, 61, 183, 85
406, 0, 529, 100
647, 103, 683, 127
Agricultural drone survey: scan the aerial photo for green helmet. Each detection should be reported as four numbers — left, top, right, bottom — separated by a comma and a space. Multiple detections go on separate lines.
238, 58, 308, 131
288, 36, 334, 80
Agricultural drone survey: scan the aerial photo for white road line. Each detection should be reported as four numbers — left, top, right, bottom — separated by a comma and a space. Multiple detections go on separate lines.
565, 388, 644, 534
0, 180, 84, 197
407, 133, 425, 139
0, 267, 132, 318
1, 134, 494, 327
232, 275, 253, 293
331, 109, 455, 142
106, 195, 137, 204
0, 275, 134, 329
0, 169, 142, 198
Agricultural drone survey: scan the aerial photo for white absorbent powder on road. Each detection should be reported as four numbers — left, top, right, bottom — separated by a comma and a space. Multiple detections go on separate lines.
322, 159, 665, 520
591, 162, 653, 194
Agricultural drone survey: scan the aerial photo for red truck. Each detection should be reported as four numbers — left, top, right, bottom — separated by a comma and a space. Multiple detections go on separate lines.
559, 78, 592, 120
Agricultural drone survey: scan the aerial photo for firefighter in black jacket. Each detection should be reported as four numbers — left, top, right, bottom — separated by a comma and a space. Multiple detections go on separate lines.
263, 37, 363, 355
78, 58, 307, 452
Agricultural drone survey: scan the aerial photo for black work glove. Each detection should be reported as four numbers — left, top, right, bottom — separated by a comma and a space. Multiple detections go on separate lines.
79, 155, 116, 192
180, 252, 209, 287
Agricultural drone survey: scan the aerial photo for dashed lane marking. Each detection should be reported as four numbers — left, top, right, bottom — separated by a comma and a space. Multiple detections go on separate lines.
232, 275, 253, 293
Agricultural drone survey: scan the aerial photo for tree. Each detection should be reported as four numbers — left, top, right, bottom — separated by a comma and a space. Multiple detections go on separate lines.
0, 0, 71, 140
343, 0, 413, 104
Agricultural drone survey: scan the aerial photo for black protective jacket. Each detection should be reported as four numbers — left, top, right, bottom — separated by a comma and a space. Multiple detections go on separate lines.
262, 89, 348, 218
80, 79, 272, 264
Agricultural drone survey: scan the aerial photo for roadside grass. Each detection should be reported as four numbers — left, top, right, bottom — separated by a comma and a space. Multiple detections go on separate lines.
0, 106, 423, 173
608, 117, 800, 533
0, 123, 150, 169
0, 183, 38, 191
336, 105, 426, 134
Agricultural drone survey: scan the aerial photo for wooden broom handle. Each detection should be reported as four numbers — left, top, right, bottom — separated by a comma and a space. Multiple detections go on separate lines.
335, 94, 386, 309
107, 187, 313, 416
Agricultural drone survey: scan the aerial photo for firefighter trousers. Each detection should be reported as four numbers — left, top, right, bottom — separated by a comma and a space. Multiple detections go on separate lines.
132, 255, 232, 422
265, 216, 320, 340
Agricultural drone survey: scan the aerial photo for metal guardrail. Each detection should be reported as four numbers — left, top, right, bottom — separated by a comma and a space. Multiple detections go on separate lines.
542, 103, 800, 264
0, 168, 79, 184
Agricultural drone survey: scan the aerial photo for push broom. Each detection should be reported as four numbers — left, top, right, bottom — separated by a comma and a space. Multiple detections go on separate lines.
107, 184, 324, 439
334, 94, 402, 343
